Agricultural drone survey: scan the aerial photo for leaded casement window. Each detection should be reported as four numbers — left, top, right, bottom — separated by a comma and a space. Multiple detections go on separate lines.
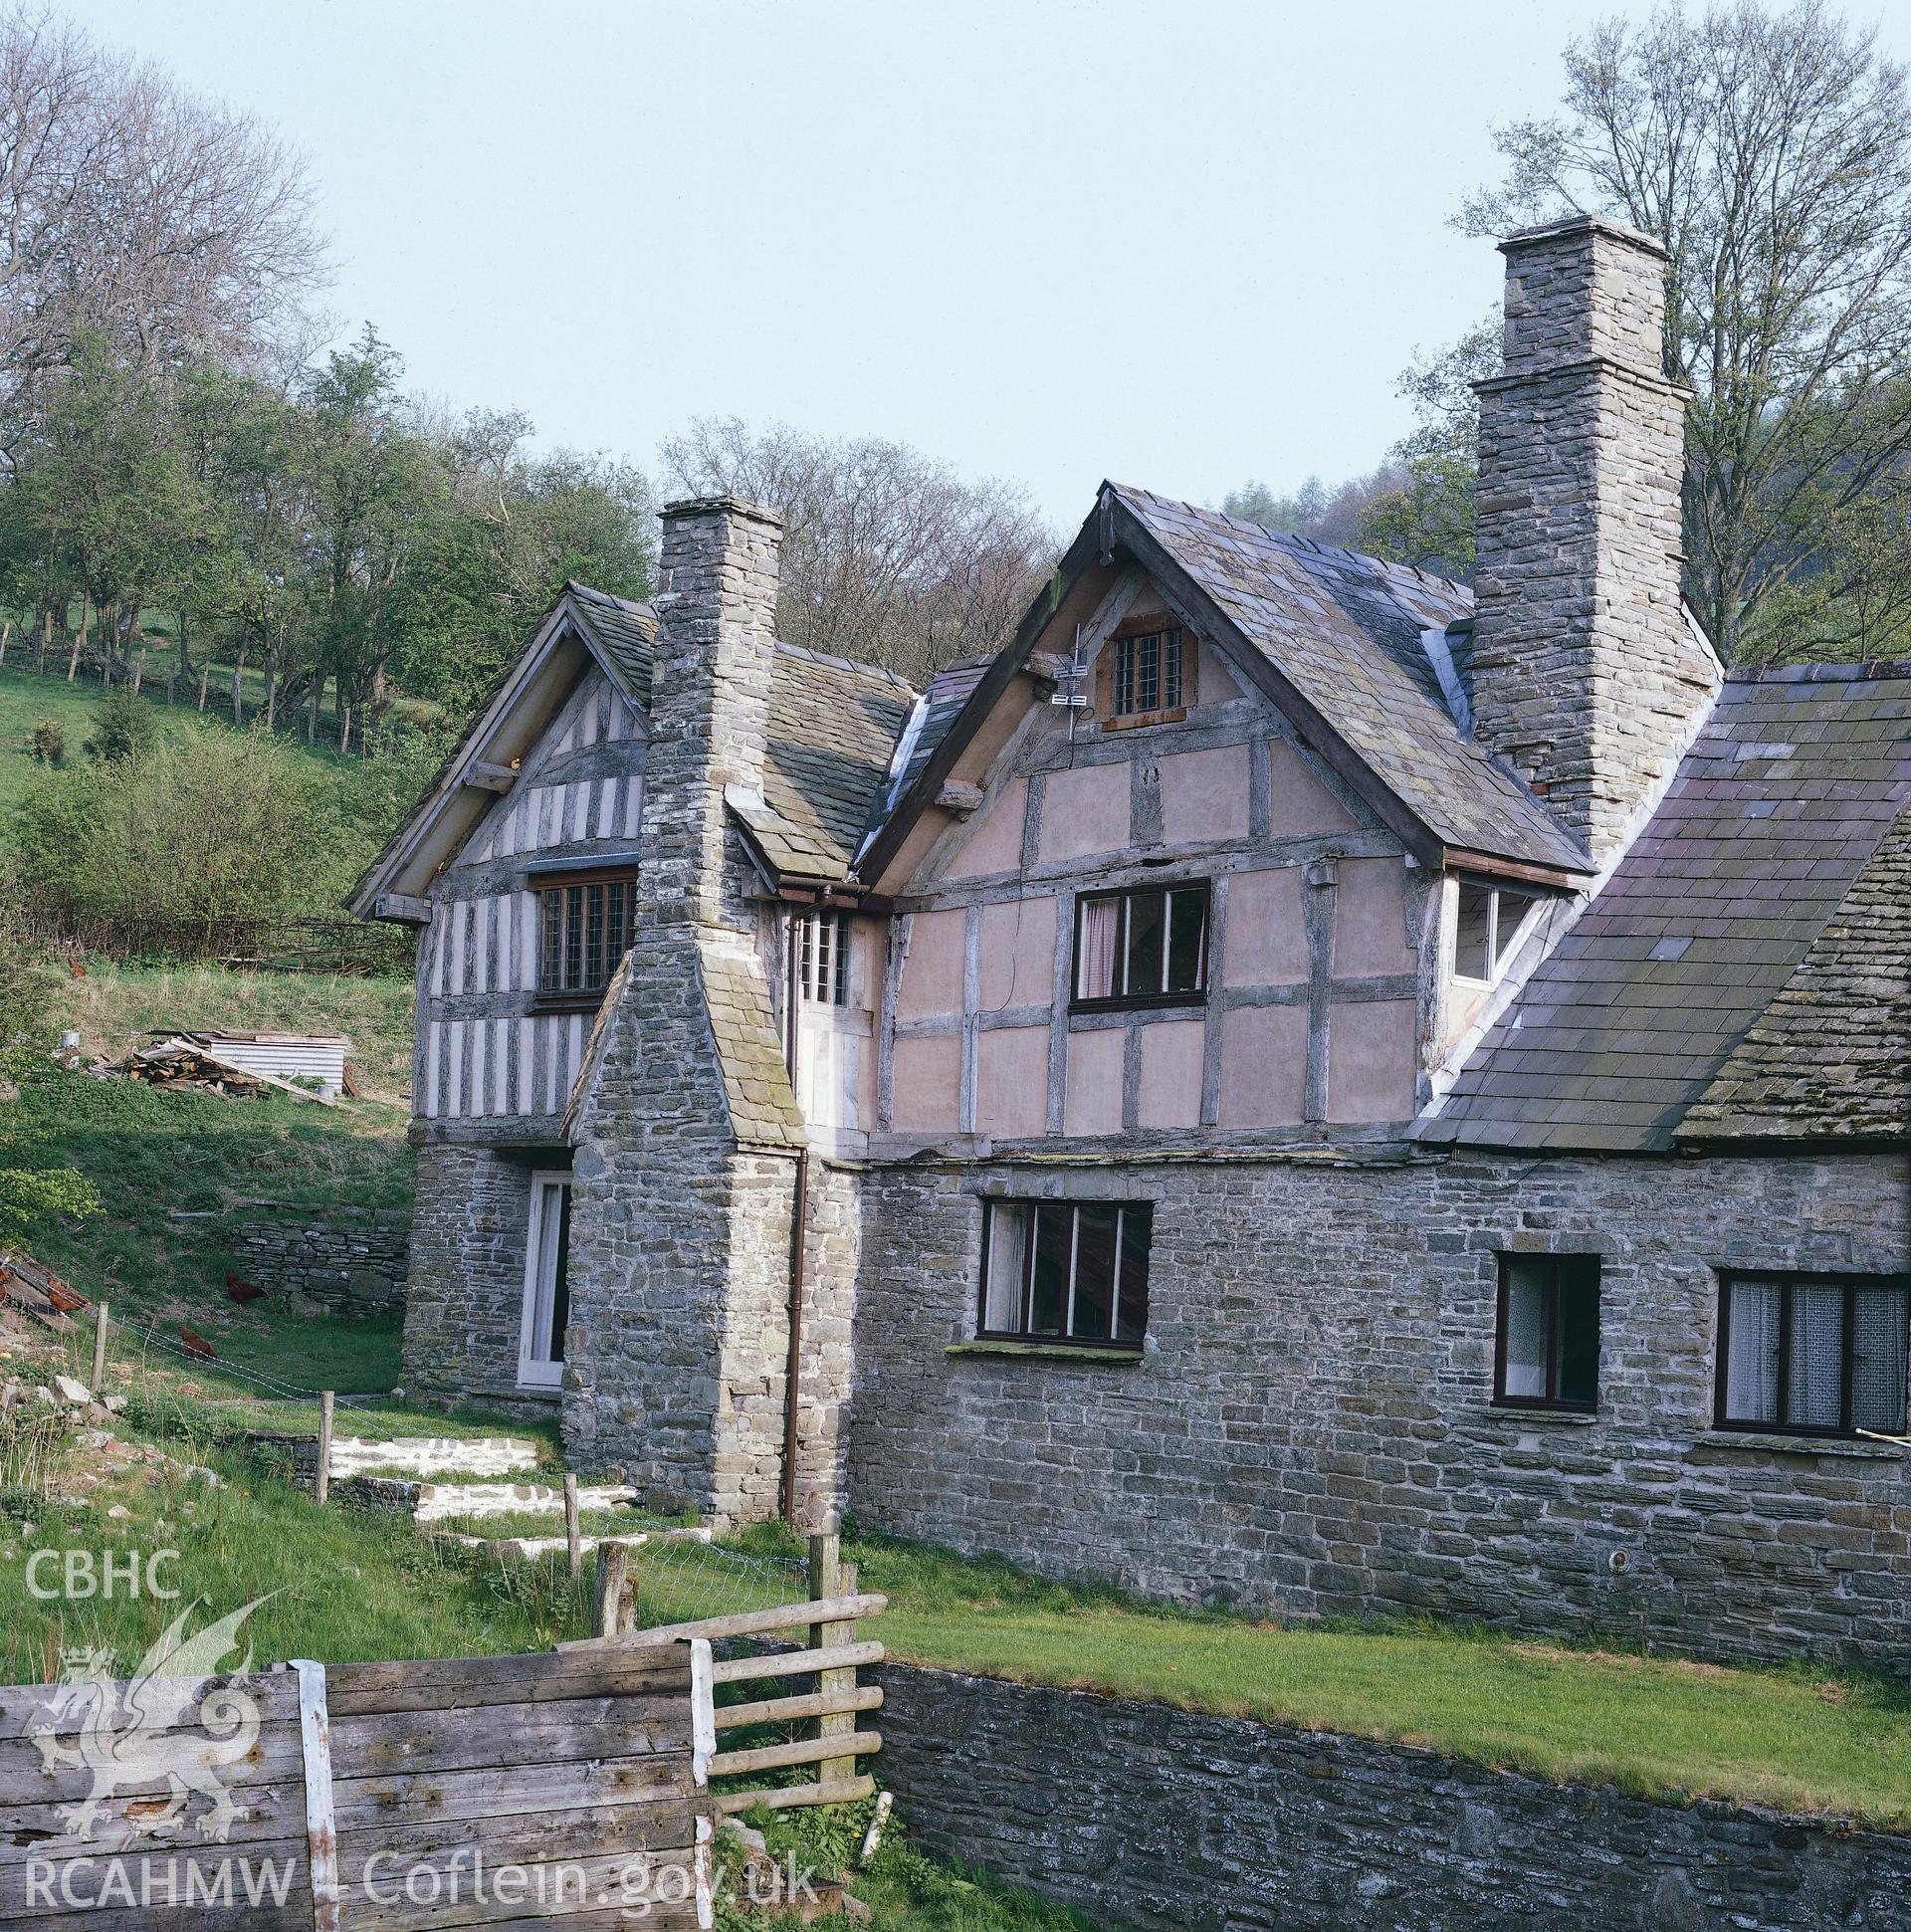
1716, 1273, 1911, 1439
1110, 627, 1185, 721
536, 872, 635, 1004
1073, 882, 1208, 1009
1494, 1253, 1600, 1411
518, 1174, 571, 1390
1454, 879, 1545, 982
797, 910, 849, 1004
978, 1198, 1152, 1349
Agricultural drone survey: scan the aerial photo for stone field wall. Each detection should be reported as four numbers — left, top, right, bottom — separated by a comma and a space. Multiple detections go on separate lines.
230, 1208, 410, 1316
877, 1662, 1911, 1932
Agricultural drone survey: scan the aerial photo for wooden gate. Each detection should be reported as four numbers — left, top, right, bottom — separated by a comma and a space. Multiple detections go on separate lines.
0, 1643, 713, 1930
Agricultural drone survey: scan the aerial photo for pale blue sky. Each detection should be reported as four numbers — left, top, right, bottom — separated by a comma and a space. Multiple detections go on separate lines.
66, 0, 1911, 531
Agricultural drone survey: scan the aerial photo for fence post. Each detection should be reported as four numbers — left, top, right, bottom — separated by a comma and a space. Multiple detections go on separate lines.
91, 1302, 108, 1399
564, 1474, 582, 1581
593, 1539, 632, 1638
809, 1533, 858, 1791
316, 1392, 334, 1505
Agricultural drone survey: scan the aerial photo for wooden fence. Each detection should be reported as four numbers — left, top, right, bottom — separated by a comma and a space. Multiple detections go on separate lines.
0, 1642, 713, 1930
568, 1532, 886, 1817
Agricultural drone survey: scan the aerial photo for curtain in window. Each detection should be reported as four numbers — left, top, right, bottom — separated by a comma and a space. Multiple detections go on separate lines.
1502, 1265, 1549, 1398
983, 1204, 1029, 1333
1078, 899, 1120, 999
1853, 1287, 1910, 1434
1725, 1280, 1782, 1423
1787, 1285, 1845, 1431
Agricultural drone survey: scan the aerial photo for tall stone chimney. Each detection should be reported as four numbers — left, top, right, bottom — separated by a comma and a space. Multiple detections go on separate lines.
563, 494, 807, 1526
641, 495, 783, 927
1469, 214, 1718, 867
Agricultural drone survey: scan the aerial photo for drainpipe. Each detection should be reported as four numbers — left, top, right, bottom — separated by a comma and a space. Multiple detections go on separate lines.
780, 910, 810, 1526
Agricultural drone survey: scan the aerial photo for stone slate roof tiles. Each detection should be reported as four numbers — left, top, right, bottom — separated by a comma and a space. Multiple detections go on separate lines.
697, 942, 805, 1148
564, 580, 657, 707
1675, 806, 1910, 1143
745, 642, 919, 884
1418, 663, 1911, 1153
1113, 486, 1591, 874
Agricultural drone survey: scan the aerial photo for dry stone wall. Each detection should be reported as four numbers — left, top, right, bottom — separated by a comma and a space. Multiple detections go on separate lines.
877, 1662, 1911, 1932
230, 1210, 409, 1316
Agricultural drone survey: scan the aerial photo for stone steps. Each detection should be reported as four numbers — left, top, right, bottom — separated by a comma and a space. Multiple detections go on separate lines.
336, 1475, 643, 1525
327, 1434, 543, 1480
428, 1524, 715, 1562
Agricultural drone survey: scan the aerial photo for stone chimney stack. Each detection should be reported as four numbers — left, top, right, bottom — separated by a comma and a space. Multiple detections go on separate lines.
642, 495, 784, 927
1469, 214, 1717, 867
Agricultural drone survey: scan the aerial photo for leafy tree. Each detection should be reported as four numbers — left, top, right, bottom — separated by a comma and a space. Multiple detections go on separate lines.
84, 684, 158, 762
1432, 0, 1911, 659
1224, 468, 1415, 552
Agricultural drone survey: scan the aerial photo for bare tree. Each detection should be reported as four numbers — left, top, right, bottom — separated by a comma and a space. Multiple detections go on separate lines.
660, 417, 1055, 684
1460, 0, 1911, 659
0, 7, 324, 450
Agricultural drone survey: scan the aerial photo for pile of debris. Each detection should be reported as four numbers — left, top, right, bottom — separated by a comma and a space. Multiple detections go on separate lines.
0, 1249, 89, 1329
106, 1034, 338, 1104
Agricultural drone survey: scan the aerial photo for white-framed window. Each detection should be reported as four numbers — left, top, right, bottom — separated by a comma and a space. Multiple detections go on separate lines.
797, 910, 850, 1004
518, 1173, 571, 1390
1453, 879, 1546, 983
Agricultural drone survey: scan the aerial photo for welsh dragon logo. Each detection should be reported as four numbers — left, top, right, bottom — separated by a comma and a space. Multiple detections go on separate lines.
30, 1598, 271, 1847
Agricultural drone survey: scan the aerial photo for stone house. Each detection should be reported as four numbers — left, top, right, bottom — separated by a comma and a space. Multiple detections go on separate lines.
351, 215, 1910, 1674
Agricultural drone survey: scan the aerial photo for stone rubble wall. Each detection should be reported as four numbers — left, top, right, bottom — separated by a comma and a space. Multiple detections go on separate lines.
876, 1661, 1911, 1932
229, 1210, 410, 1316
848, 1147, 1910, 1676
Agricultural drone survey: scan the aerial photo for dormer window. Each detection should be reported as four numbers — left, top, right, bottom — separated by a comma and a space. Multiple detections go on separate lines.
1454, 880, 1544, 984
1103, 624, 1189, 727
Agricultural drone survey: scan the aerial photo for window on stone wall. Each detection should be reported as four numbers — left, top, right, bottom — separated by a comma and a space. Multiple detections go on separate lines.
979, 1199, 1152, 1348
1454, 880, 1545, 982
519, 1174, 571, 1390
536, 872, 636, 1005
1073, 883, 1208, 1008
1494, 1253, 1600, 1410
1717, 1273, 1910, 1438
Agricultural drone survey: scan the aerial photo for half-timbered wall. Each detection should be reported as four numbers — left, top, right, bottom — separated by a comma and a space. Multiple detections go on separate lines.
413, 665, 647, 1137
874, 573, 1440, 1151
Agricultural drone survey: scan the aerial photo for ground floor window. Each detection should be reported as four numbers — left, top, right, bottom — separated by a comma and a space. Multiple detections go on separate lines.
519, 1174, 571, 1389
978, 1198, 1152, 1348
1717, 1273, 1910, 1438
1494, 1253, 1599, 1410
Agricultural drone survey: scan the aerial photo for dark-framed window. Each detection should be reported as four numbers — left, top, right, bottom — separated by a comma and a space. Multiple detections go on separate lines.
1073, 882, 1208, 1009
1494, 1253, 1600, 1410
1716, 1272, 1910, 1439
797, 910, 849, 1004
978, 1198, 1152, 1348
536, 871, 635, 1004
1111, 627, 1184, 719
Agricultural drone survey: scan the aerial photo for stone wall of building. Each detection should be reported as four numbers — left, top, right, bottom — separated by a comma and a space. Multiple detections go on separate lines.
229, 1210, 410, 1317
876, 1662, 1911, 1932
401, 1142, 558, 1416
848, 1147, 1911, 1674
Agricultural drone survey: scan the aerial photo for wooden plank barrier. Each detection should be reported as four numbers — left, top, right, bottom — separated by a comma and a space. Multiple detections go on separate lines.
567, 1539, 888, 1818
0, 1643, 714, 1929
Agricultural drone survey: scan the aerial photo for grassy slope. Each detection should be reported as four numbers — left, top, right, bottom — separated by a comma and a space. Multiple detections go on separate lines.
4, 1051, 412, 1394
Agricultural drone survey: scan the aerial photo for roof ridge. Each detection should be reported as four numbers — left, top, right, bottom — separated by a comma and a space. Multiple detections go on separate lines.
771, 635, 919, 695
1724, 657, 1911, 685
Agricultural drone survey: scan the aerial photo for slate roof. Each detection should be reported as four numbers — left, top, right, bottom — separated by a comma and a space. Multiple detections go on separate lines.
699, 943, 805, 1148
1675, 807, 1911, 1143
1417, 664, 1911, 1153
743, 642, 918, 883
1113, 486, 1591, 874
564, 581, 657, 707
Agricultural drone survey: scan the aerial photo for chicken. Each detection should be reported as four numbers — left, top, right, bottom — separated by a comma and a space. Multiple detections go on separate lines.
179, 1325, 217, 1361
224, 1270, 266, 1305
